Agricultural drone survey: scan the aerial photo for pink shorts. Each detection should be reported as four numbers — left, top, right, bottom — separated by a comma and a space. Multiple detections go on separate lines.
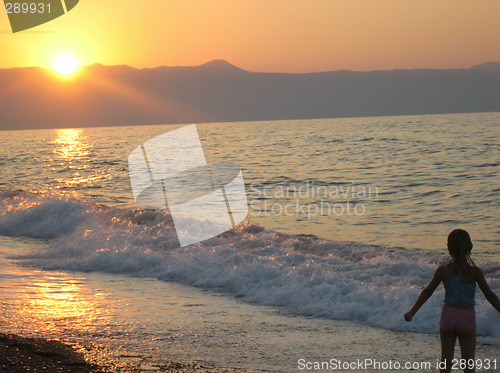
439, 305, 476, 335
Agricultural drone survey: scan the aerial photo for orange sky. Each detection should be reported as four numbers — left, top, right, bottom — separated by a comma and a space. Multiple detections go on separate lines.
1, 0, 499, 73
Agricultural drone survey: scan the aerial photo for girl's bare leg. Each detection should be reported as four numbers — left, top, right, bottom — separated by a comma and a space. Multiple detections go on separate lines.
458, 328, 476, 373
440, 329, 457, 373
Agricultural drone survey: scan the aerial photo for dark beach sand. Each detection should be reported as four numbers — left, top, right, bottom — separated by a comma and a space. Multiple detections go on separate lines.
0, 333, 100, 372
0, 333, 272, 373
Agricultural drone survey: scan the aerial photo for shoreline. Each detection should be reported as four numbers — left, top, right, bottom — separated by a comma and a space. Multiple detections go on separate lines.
1, 236, 499, 373
0, 333, 275, 373
0, 333, 100, 372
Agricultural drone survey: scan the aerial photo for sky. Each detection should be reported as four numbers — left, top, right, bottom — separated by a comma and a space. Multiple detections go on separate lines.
0, 0, 499, 73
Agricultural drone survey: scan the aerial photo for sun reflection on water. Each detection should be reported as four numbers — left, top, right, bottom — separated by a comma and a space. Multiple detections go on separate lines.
5, 271, 106, 337
53, 129, 90, 161
50, 129, 109, 190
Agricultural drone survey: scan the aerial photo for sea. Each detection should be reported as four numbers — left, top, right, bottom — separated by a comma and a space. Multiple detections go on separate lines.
0, 112, 499, 372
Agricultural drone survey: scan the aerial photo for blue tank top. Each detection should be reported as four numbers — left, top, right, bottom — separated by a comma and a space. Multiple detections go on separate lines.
444, 272, 476, 306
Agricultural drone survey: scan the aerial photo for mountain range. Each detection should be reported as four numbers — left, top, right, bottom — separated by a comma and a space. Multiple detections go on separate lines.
0, 60, 499, 130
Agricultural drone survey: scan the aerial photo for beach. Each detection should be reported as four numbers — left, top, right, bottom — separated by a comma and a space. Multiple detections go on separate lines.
2, 0, 500, 368
1, 235, 500, 373
0, 114, 499, 372
0, 333, 100, 372
0, 333, 279, 372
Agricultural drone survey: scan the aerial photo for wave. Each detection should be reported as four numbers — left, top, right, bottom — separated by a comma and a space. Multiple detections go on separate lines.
1, 189, 499, 344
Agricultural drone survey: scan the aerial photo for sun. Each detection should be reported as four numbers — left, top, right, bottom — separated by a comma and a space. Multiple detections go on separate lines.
53, 54, 79, 76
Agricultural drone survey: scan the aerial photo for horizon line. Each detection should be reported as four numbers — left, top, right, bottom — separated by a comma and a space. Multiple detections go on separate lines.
2, 59, 500, 75
2, 111, 499, 133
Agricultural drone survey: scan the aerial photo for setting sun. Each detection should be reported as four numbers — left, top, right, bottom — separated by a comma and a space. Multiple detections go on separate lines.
53, 54, 79, 76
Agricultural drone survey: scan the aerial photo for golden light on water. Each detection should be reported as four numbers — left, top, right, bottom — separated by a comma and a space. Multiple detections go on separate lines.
26, 279, 92, 326
54, 129, 89, 161
52, 128, 107, 189
0, 262, 104, 337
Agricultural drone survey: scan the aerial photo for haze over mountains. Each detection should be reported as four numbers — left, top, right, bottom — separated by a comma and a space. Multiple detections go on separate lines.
1, 60, 499, 130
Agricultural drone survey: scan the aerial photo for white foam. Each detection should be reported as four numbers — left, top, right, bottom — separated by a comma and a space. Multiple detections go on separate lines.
1, 190, 499, 344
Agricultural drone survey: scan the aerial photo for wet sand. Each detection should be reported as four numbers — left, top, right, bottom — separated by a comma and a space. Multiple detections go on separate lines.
0, 333, 100, 372
0, 333, 275, 373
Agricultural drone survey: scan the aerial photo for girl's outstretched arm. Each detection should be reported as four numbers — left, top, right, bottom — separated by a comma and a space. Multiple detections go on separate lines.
404, 267, 443, 321
476, 267, 500, 313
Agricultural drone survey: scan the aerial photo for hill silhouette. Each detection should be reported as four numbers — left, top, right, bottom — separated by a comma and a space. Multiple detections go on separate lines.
470, 62, 500, 71
0, 60, 499, 130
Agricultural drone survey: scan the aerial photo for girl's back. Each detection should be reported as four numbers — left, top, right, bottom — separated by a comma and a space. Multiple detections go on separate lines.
440, 264, 476, 285
440, 264, 476, 307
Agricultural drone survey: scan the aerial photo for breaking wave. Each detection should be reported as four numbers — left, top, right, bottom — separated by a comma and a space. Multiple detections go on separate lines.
1, 189, 499, 344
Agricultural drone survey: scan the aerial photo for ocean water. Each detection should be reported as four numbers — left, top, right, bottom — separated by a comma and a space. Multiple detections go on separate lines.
1, 112, 499, 255
0, 112, 499, 370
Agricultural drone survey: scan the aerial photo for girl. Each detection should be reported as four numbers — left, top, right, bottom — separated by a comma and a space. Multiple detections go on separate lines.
404, 229, 500, 373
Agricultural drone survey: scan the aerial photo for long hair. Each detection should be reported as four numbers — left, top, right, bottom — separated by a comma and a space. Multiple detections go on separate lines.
447, 229, 475, 274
